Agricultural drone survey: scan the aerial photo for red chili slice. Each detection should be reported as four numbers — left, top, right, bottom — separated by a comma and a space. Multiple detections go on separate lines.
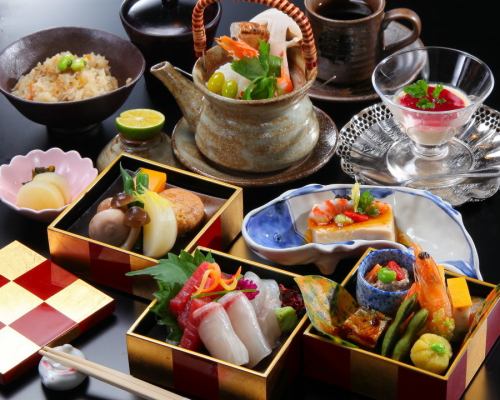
387, 260, 405, 281
343, 211, 369, 222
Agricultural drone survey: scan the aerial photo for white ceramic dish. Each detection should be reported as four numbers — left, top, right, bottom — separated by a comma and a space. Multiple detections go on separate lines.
242, 184, 480, 279
0, 148, 98, 222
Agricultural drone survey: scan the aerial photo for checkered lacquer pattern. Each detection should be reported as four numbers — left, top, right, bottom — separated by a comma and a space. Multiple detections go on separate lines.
0, 241, 114, 384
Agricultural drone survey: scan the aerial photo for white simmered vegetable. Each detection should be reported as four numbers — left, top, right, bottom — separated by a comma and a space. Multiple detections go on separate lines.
136, 190, 177, 258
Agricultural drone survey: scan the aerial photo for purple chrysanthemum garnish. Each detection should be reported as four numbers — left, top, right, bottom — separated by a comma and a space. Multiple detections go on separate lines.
236, 279, 259, 300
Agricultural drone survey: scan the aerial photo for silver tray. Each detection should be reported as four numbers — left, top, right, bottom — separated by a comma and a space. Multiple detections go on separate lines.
337, 103, 500, 206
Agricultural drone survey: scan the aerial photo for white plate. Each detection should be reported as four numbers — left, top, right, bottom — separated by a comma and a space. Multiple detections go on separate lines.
242, 184, 480, 278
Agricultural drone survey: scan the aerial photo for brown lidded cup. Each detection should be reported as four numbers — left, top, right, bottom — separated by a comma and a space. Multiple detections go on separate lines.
305, 0, 421, 85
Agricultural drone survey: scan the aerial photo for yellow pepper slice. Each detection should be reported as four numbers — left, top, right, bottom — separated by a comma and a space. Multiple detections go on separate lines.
193, 263, 221, 295
220, 266, 242, 291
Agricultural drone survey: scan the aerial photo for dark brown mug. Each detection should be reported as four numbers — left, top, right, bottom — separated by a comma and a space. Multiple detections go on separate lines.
305, 0, 421, 85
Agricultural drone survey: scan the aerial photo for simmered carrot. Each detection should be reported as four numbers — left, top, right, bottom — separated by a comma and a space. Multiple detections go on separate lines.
139, 168, 166, 193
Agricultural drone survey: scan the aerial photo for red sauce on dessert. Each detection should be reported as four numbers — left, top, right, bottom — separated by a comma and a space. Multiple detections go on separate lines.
398, 82, 468, 111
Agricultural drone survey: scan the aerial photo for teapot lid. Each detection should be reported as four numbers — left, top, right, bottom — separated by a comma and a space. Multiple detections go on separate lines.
122, 0, 198, 36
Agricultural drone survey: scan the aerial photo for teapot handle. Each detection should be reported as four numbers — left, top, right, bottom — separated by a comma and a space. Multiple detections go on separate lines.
192, 0, 318, 79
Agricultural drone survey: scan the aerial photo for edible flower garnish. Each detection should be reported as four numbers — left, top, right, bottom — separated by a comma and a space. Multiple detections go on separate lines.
403, 79, 447, 110
231, 40, 282, 100
236, 278, 259, 300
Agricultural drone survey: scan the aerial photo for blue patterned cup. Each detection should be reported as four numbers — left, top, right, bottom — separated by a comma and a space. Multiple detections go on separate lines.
356, 249, 415, 316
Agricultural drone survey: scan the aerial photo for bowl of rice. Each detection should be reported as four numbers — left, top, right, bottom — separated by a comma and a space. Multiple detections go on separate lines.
0, 27, 145, 134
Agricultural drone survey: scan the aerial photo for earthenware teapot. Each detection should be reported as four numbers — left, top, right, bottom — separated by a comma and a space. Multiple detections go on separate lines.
151, 0, 320, 173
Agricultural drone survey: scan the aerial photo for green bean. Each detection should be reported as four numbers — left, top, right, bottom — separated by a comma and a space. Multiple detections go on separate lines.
120, 164, 135, 195
392, 308, 429, 361
381, 294, 418, 356
135, 172, 149, 194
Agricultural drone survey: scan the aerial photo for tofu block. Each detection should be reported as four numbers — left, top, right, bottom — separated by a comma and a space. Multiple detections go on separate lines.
310, 205, 396, 243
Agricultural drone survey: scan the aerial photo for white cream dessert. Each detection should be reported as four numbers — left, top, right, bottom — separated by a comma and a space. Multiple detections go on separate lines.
394, 81, 471, 146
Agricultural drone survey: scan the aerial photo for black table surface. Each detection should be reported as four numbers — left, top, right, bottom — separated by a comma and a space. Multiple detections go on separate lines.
0, 0, 498, 399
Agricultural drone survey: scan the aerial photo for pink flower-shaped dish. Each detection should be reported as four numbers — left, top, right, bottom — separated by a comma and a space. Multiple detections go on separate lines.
0, 148, 98, 222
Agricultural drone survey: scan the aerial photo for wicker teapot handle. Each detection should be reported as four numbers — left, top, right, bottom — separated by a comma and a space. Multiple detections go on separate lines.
192, 0, 317, 75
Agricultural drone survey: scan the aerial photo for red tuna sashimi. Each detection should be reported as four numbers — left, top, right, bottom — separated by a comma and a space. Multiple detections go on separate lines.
170, 261, 214, 317
180, 298, 209, 350
178, 300, 191, 330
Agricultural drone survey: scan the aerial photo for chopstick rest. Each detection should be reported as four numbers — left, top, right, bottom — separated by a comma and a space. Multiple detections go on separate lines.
39, 346, 188, 400
38, 344, 87, 390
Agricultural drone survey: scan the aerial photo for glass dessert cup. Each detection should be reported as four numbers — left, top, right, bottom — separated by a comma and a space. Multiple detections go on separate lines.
372, 47, 494, 186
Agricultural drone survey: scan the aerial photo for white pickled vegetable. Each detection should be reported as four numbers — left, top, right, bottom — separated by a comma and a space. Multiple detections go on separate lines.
33, 172, 71, 203
16, 181, 66, 210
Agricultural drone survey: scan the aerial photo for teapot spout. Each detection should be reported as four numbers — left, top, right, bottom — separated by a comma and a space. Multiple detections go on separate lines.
150, 61, 202, 131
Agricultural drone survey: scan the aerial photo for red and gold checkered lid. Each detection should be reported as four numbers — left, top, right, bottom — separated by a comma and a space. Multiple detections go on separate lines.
0, 241, 114, 384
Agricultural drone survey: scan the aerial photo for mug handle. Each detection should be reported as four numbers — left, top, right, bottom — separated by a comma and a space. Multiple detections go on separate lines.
382, 8, 422, 55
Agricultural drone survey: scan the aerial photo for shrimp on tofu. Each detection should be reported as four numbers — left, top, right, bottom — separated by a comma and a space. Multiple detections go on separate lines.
308, 198, 350, 225
410, 245, 455, 340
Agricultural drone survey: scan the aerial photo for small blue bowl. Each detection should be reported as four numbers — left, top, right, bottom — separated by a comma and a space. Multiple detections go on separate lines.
356, 249, 415, 316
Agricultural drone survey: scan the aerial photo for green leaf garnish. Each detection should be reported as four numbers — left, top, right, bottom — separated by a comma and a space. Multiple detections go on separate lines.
358, 190, 375, 214
403, 79, 428, 98
126, 250, 214, 343
416, 98, 436, 109
432, 83, 444, 99
403, 80, 447, 110
231, 40, 281, 100
231, 57, 265, 81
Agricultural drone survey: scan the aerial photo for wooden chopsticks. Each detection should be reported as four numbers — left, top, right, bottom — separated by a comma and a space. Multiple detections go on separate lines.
39, 346, 188, 400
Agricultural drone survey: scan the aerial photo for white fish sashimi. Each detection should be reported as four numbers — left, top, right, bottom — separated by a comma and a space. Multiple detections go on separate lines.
258, 307, 282, 348
244, 271, 264, 312
261, 279, 282, 310
258, 279, 283, 347
244, 274, 283, 348
194, 302, 249, 366
214, 63, 250, 93
219, 292, 272, 368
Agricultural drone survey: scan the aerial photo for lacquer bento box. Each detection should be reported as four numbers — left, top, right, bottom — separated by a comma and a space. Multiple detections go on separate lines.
126, 247, 308, 400
302, 248, 499, 400
47, 154, 243, 299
